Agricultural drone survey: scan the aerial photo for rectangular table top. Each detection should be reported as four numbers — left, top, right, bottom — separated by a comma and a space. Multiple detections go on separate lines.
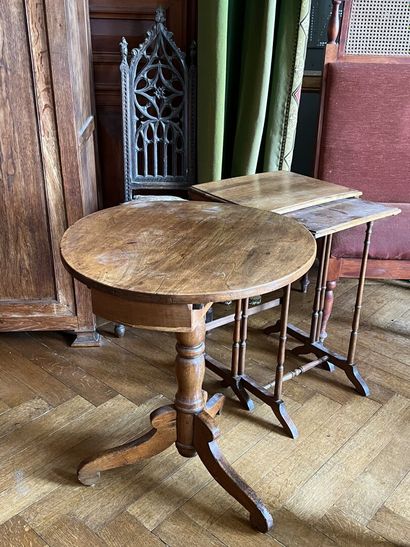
286, 199, 401, 238
190, 171, 362, 214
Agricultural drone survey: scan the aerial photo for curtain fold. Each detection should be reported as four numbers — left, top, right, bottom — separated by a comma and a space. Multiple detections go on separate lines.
197, 0, 311, 182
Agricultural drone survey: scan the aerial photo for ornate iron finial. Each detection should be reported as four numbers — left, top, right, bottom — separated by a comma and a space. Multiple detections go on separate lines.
120, 37, 128, 60
155, 7, 166, 24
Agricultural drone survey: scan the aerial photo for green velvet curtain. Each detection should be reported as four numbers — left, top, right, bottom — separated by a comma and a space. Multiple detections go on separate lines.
197, 0, 311, 182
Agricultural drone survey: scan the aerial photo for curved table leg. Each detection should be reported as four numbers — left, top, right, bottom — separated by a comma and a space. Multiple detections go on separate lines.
78, 317, 273, 533
176, 321, 272, 532
271, 400, 299, 439
194, 409, 273, 533
77, 405, 176, 486
344, 365, 370, 397
231, 378, 255, 411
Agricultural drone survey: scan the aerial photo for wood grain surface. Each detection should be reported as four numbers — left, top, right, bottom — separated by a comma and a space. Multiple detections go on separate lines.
287, 199, 401, 238
61, 201, 316, 304
190, 172, 361, 214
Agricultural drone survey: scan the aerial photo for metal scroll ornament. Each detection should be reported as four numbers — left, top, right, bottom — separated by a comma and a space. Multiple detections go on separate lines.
120, 7, 196, 199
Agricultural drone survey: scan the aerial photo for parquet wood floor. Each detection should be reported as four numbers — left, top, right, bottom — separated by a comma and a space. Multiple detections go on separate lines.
0, 279, 408, 546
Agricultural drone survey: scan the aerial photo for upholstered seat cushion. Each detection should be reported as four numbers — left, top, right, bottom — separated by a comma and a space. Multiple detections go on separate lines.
331, 202, 410, 260
317, 62, 410, 260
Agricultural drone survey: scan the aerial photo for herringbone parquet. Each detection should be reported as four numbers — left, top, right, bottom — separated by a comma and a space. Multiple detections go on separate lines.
0, 278, 408, 546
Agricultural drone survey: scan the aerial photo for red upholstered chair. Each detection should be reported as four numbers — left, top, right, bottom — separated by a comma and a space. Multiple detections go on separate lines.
315, 0, 410, 330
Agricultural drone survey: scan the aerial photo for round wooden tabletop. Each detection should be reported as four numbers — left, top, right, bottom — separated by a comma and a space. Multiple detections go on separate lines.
61, 201, 316, 304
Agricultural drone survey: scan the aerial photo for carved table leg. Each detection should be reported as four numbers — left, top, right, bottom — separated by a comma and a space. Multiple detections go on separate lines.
77, 405, 176, 485
194, 408, 273, 532
174, 322, 207, 457
177, 319, 273, 531
77, 313, 273, 532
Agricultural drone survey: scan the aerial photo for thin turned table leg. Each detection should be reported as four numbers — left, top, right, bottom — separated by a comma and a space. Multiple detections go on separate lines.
343, 222, 373, 396
292, 235, 334, 371
291, 237, 332, 360
316, 234, 332, 341
271, 285, 299, 438
310, 235, 328, 342
319, 280, 337, 343
315, 235, 335, 371
231, 300, 242, 377
273, 285, 290, 402
229, 299, 254, 410
238, 298, 249, 376
204, 299, 253, 411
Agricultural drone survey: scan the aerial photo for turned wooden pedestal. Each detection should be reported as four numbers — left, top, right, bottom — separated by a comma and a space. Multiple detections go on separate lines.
60, 201, 316, 532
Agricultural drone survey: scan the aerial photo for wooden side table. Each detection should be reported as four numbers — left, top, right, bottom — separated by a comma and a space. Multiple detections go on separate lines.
277, 199, 401, 381
190, 176, 400, 439
189, 171, 361, 213
60, 201, 316, 532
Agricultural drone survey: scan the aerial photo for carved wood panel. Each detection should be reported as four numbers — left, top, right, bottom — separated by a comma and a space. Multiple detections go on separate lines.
89, 0, 196, 206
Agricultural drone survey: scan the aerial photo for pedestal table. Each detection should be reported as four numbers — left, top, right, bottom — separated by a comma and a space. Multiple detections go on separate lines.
60, 201, 316, 532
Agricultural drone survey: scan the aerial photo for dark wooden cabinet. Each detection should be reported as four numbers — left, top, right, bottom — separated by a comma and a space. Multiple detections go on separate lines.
0, 0, 99, 345
89, 0, 197, 206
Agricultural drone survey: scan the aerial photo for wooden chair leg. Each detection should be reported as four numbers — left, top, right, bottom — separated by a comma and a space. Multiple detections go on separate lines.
194, 410, 273, 533
319, 280, 337, 343
77, 405, 176, 486
300, 272, 310, 293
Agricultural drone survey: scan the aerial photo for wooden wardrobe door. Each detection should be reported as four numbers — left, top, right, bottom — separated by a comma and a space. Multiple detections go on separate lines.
0, 0, 99, 344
